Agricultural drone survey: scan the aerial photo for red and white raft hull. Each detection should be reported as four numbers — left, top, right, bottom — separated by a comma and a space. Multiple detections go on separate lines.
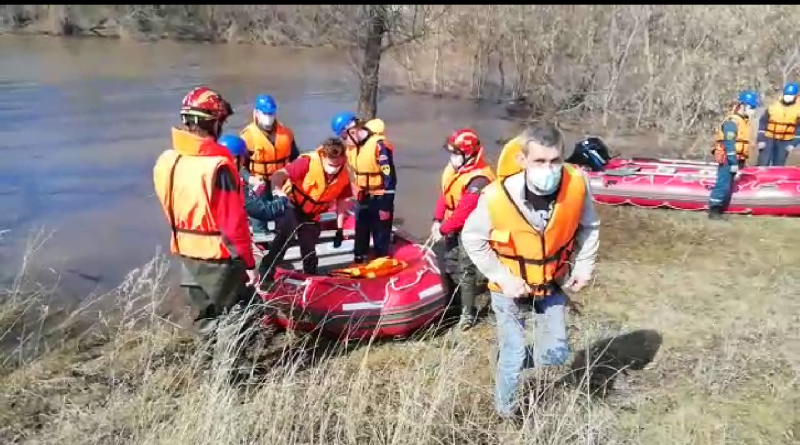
253, 206, 449, 341
584, 157, 800, 216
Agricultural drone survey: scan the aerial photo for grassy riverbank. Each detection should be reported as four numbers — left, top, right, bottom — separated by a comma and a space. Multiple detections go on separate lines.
3, 5, 800, 137
2, 205, 798, 444
2, 5, 799, 443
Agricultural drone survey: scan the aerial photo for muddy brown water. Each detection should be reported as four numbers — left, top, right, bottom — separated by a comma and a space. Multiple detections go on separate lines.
0, 36, 534, 303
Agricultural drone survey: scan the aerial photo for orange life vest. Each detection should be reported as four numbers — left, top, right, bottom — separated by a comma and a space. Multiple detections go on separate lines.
346, 119, 393, 195
712, 113, 751, 160
283, 147, 351, 220
240, 121, 294, 179
153, 128, 244, 262
764, 101, 800, 141
485, 165, 585, 297
330, 257, 407, 279
441, 149, 495, 220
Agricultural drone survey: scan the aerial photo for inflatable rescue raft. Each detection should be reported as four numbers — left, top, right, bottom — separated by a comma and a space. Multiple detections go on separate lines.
253, 203, 449, 341
499, 136, 800, 216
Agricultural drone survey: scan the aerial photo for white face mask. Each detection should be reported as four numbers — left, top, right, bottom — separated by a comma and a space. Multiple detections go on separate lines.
525, 164, 563, 195
783, 95, 796, 104
449, 153, 465, 169
744, 106, 756, 118
322, 162, 342, 175
255, 112, 275, 130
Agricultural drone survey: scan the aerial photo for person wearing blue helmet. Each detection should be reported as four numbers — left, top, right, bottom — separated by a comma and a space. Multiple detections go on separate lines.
707, 90, 760, 220
218, 133, 289, 234
239, 94, 300, 182
331, 111, 398, 263
757, 82, 800, 166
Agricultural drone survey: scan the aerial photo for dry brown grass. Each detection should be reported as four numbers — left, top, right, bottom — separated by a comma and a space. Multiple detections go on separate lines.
1, 204, 798, 444
3, 5, 800, 138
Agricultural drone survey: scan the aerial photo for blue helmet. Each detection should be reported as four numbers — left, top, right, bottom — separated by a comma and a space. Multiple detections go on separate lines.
738, 90, 760, 108
331, 111, 357, 136
254, 94, 277, 114
783, 83, 799, 97
218, 134, 248, 158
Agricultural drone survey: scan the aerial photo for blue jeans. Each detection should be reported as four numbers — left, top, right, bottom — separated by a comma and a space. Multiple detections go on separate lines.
708, 162, 736, 210
491, 291, 569, 416
757, 139, 792, 166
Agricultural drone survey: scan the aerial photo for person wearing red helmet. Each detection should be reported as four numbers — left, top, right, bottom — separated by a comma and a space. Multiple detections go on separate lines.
431, 128, 496, 330
153, 86, 256, 345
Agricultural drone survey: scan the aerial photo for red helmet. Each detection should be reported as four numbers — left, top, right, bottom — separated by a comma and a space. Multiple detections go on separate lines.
445, 128, 482, 157
180, 86, 233, 121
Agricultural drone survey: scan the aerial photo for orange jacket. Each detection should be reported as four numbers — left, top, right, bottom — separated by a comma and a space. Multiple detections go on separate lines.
484, 164, 585, 297
283, 147, 351, 221
240, 120, 295, 179
153, 128, 255, 268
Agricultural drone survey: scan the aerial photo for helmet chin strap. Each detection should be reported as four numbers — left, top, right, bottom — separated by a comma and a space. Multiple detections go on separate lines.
461, 153, 477, 168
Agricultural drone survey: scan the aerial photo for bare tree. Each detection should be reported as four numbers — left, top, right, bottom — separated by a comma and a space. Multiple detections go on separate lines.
346, 5, 448, 118
356, 5, 387, 119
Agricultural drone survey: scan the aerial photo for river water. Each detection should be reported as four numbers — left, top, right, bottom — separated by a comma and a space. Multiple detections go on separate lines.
0, 36, 525, 301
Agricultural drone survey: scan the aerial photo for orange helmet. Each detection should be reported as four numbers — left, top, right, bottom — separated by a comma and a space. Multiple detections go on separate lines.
445, 128, 482, 158
180, 86, 233, 122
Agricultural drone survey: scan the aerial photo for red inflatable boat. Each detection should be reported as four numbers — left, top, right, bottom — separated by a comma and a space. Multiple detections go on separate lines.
252, 205, 449, 341
584, 158, 800, 216
501, 136, 800, 216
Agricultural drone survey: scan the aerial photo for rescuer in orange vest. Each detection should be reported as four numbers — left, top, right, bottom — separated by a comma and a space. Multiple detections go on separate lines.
708, 90, 760, 219
461, 121, 600, 419
153, 86, 256, 343
757, 83, 800, 166
430, 128, 495, 331
258, 137, 353, 286
239, 94, 300, 182
331, 111, 397, 264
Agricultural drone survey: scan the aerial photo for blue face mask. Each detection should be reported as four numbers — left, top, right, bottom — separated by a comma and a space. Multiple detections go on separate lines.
525, 164, 562, 195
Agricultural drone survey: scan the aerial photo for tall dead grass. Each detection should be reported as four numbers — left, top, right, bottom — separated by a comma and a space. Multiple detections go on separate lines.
2, 203, 799, 444
3, 5, 799, 135
1, 248, 623, 444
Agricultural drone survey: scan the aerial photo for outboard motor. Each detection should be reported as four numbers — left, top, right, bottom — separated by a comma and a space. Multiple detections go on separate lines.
566, 137, 612, 172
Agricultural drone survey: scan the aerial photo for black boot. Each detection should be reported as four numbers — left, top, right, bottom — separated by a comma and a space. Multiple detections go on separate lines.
708, 206, 725, 220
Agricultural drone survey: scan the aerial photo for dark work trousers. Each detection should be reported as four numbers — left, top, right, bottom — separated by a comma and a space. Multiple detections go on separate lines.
441, 234, 480, 316
178, 257, 254, 344
708, 160, 744, 213
353, 195, 394, 263
757, 139, 792, 166
258, 207, 321, 279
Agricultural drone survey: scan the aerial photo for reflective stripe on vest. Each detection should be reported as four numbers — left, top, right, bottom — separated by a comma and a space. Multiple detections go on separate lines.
441, 162, 495, 220
765, 102, 800, 141
346, 119, 393, 194
284, 148, 350, 220
240, 121, 294, 178
485, 165, 585, 297
712, 113, 751, 160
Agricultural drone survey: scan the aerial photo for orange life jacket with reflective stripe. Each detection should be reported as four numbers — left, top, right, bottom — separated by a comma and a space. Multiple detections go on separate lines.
764, 101, 800, 141
441, 150, 495, 220
712, 113, 751, 160
153, 128, 244, 262
330, 257, 407, 279
485, 165, 585, 297
283, 147, 350, 221
240, 121, 294, 179
346, 119, 393, 195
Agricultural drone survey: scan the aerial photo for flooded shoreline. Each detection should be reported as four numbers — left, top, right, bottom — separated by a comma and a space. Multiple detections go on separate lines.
0, 35, 692, 302
0, 36, 522, 301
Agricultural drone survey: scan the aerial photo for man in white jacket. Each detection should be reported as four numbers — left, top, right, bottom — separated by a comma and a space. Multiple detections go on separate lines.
461, 121, 600, 418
